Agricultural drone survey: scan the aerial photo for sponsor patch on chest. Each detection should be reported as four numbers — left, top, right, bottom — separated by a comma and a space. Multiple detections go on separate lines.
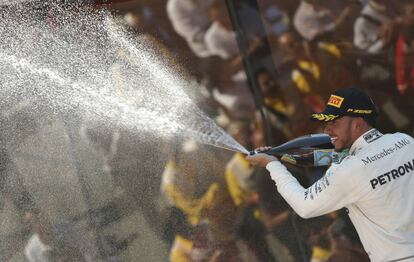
370, 159, 414, 189
361, 138, 410, 165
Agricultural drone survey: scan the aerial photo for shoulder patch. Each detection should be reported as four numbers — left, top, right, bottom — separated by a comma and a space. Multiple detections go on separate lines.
363, 129, 382, 143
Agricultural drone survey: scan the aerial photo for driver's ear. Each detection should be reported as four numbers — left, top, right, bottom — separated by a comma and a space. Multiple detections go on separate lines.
354, 117, 365, 130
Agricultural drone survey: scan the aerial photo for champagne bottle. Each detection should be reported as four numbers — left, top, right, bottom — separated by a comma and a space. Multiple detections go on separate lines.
249, 134, 338, 167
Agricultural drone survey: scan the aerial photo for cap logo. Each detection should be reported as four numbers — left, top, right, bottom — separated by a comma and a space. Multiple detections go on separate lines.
327, 95, 344, 108
347, 109, 373, 114
312, 114, 339, 121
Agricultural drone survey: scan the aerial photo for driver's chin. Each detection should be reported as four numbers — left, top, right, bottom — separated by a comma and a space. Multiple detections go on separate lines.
333, 142, 344, 152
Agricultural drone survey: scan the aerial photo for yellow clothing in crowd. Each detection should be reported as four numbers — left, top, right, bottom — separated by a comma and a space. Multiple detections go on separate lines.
162, 161, 219, 226
225, 153, 255, 207
311, 246, 331, 262
162, 152, 257, 262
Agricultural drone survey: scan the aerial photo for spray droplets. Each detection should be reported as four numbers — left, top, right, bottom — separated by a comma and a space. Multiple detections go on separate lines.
0, 3, 247, 154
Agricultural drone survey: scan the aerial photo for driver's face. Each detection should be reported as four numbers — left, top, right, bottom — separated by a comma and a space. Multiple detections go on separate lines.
324, 117, 356, 151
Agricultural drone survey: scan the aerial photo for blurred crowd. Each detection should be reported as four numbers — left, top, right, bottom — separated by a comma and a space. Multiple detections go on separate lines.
154, 0, 414, 261
1, 0, 414, 261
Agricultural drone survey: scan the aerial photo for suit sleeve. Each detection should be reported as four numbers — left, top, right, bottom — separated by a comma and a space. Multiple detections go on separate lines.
266, 160, 362, 218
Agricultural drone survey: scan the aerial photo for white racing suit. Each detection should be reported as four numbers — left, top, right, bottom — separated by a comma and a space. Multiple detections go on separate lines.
266, 129, 414, 262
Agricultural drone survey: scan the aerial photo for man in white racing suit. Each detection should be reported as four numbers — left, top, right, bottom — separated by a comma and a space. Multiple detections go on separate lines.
247, 87, 414, 262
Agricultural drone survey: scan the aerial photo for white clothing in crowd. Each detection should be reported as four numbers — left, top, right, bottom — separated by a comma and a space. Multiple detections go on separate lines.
167, 0, 240, 60
25, 234, 53, 262
24, 222, 98, 262
212, 82, 255, 121
204, 21, 239, 60
293, 1, 336, 41
353, 1, 391, 54
166, 0, 215, 58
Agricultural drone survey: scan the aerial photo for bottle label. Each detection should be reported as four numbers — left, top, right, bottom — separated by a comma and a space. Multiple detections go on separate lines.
313, 149, 335, 166
281, 154, 297, 165
332, 149, 349, 164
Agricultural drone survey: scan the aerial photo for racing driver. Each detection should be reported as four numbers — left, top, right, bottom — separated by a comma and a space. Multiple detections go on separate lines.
246, 87, 414, 262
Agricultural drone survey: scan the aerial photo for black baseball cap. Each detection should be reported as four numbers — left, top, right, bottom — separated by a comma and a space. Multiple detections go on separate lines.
311, 87, 378, 122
